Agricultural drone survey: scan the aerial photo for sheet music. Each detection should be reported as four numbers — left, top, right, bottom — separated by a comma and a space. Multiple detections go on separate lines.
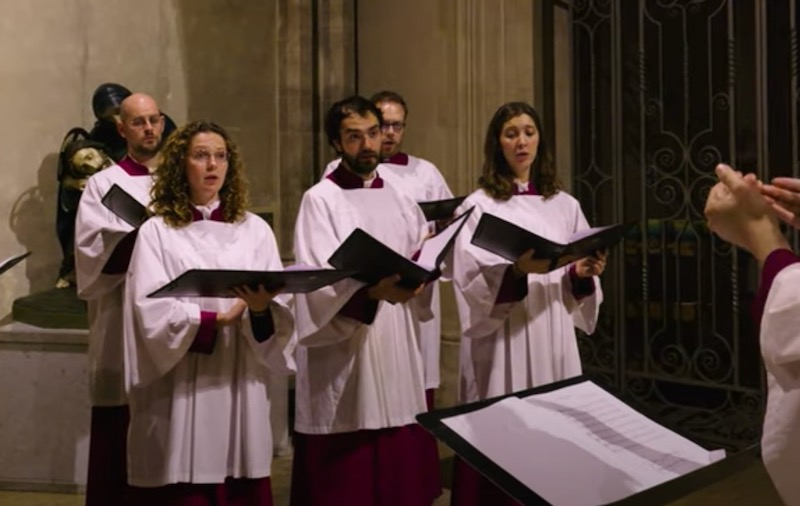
415, 210, 470, 271
441, 380, 725, 505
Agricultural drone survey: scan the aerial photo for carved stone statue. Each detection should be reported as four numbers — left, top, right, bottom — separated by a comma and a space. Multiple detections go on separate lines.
55, 130, 115, 288
14, 83, 178, 329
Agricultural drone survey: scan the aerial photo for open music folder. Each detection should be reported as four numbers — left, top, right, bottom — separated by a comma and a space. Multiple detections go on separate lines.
101, 183, 149, 227
471, 214, 635, 268
147, 267, 356, 298
417, 376, 755, 505
327, 206, 473, 289
417, 196, 467, 222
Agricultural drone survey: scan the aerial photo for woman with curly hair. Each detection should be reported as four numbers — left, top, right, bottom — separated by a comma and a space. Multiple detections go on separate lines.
450, 102, 606, 505
122, 120, 295, 506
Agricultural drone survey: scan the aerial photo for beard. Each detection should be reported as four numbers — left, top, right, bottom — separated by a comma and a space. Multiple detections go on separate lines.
342, 150, 379, 175
131, 139, 161, 160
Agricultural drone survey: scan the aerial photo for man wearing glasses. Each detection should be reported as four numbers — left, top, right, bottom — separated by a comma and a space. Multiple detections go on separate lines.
323, 91, 454, 413
75, 92, 165, 506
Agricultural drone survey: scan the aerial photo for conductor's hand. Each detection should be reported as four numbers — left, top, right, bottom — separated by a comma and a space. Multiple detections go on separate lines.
704, 164, 787, 263
367, 274, 424, 304
761, 177, 800, 229
232, 284, 283, 314
573, 250, 608, 278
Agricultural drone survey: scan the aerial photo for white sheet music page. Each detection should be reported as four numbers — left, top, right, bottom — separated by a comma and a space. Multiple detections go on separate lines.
415, 209, 470, 271
441, 380, 725, 506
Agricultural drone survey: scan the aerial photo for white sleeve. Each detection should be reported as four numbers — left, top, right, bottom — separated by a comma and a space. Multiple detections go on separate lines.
123, 221, 203, 390
761, 265, 800, 387
292, 191, 370, 347
563, 203, 603, 334
453, 205, 523, 338
74, 174, 135, 300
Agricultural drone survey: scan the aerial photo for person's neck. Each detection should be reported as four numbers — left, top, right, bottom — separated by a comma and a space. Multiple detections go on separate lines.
513, 166, 531, 184
127, 152, 159, 173
191, 194, 219, 207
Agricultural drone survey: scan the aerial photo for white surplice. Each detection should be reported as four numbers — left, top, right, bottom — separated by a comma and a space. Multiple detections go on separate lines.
323, 156, 453, 389
122, 211, 295, 487
759, 263, 800, 505
293, 178, 430, 434
75, 164, 153, 406
453, 190, 603, 402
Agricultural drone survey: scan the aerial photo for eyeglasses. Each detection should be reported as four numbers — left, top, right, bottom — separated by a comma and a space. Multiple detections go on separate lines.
381, 122, 406, 133
189, 151, 229, 164
127, 114, 164, 129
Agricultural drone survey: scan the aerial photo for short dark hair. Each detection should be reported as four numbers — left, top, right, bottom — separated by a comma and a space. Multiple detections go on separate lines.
369, 90, 408, 118
324, 96, 383, 153
478, 101, 560, 200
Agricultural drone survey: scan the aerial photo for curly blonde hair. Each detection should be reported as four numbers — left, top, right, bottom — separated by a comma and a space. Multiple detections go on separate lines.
479, 102, 561, 201
150, 121, 249, 227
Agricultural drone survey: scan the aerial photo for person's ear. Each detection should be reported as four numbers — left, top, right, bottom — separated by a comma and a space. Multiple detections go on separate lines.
116, 117, 127, 140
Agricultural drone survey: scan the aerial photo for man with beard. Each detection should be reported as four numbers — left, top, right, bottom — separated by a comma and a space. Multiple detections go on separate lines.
290, 96, 442, 505
322, 91, 454, 411
75, 92, 165, 506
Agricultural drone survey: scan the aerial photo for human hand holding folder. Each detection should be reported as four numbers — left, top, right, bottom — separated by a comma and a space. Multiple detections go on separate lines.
327, 206, 474, 290
147, 267, 354, 298
471, 213, 633, 272
366, 274, 424, 304
230, 283, 284, 312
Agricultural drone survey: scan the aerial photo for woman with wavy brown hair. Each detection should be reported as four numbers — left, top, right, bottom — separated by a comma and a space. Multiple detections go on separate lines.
450, 102, 606, 506
122, 120, 295, 506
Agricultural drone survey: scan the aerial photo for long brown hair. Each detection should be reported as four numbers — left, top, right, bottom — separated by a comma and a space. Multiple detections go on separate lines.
150, 121, 249, 227
478, 102, 560, 200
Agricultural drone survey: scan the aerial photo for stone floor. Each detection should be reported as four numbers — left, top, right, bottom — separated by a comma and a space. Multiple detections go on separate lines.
0, 449, 783, 505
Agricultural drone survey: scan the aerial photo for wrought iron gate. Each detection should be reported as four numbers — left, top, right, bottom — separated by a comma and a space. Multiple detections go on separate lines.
564, 0, 799, 451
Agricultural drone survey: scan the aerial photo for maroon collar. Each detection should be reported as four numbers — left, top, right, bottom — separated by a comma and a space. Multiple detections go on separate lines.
513, 180, 539, 196
326, 164, 384, 189
118, 156, 151, 177
382, 152, 409, 166
190, 204, 225, 222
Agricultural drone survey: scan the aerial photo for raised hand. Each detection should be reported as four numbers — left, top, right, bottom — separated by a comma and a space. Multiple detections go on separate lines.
761, 177, 800, 229
704, 164, 788, 263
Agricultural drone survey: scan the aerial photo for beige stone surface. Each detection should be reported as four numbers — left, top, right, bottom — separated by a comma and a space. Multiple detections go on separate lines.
0, 0, 188, 315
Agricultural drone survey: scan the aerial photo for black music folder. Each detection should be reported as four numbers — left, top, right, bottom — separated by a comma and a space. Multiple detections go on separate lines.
328, 207, 474, 289
418, 196, 467, 222
0, 251, 31, 276
416, 376, 761, 505
101, 184, 149, 227
147, 268, 355, 298
471, 214, 635, 267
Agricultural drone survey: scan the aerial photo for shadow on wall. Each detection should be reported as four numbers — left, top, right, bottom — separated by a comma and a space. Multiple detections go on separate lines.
9, 153, 61, 293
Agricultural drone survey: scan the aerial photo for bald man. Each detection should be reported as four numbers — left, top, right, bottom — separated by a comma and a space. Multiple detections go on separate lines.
705, 164, 800, 505
75, 93, 165, 506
